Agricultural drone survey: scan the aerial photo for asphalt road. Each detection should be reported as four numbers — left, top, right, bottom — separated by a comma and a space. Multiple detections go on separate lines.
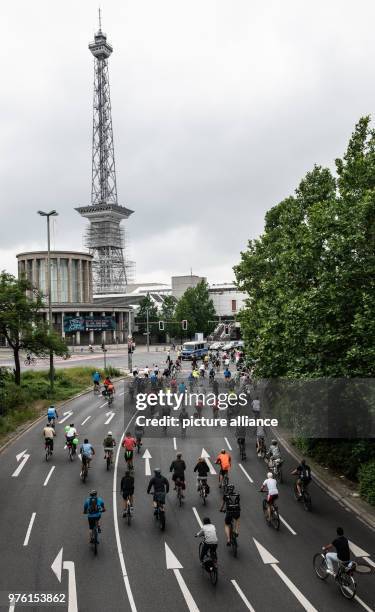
0, 373, 374, 612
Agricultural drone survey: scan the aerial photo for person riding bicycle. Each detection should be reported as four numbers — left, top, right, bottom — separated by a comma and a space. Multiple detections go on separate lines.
122, 431, 136, 466
220, 484, 241, 545
195, 517, 218, 563
104, 379, 115, 398
66, 424, 78, 455
194, 456, 210, 491
178, 380, 187, 395
134, 424, 144, 448
43, 422, 56, 452
292, 459, 312, 499
83, 490, 105, 543
147, 468, 169, 514
47, 405, 58, 426
170, 453, 186, 496
103, 431, 116, 459
236, 425, 246, 451
323, 527, 351, 577
223, 367, 231, 381
80, 438, 95, 469
209, 366, 215, 381
199, 363, 205, 377
260, 472, 279, 522
215, 449, 231, 488
92, 370, 101, 390
255, 424, 267, 454
267, 439, 282, 468
121, 470, 135, 514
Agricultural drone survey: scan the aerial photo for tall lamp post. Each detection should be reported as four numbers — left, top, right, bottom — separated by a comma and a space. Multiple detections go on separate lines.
38, 210, 58, 391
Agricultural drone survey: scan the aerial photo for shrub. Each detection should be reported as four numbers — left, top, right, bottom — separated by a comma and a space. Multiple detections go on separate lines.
359, 461, 375, 506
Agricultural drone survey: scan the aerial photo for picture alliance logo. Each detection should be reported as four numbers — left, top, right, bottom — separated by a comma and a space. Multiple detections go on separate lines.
135, 390, 248, 410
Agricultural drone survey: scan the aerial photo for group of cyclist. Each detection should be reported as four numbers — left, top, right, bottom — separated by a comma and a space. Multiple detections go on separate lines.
92, 371, 115, 399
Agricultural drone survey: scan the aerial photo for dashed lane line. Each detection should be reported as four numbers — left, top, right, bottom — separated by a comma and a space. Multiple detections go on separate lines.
238, 463, 254, 484
192, 507, 203, 528
43, 466, 55, 487
231, 580, 256, 612
23, 512, 36, 546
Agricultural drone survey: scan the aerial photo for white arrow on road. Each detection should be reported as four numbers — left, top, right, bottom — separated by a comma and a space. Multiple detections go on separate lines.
51, 548, 78, 612
165, 543, 200, 612
142, 449, 152, 476
200, 448, 216, 474
253, 538, 318, 612
12, 450, 30, 477
349, 540, 375, 569
104, 411, 115, 425
59, 411, 73, 424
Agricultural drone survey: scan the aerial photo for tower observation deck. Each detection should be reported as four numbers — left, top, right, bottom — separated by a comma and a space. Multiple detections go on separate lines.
76, 15, 134, 294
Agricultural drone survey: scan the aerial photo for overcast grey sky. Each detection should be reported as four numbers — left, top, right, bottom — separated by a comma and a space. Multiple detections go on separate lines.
1, 0, 374, 283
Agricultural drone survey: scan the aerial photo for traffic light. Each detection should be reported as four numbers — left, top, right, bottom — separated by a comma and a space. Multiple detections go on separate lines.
182, 320, 188, 331
158, 321, 165, 331
224, 325, 229, 334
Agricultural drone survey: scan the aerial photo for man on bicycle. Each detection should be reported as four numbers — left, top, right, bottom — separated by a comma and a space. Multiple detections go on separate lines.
92, 370, 101, 391
292, 459, 312, 499
220, 484, 241, 545
267, 439, 282, 468
170, 453, 186, 496
83, 490, 105, 543
121, 470, 135, 514
103, 376, 115, 398
256, 424, 267, 454
147, 468, 169, 514
236, 425, 246, 454
47, 405, 58, 426
103, 431, 116, 460
195, 517, 218, 562
260, 472, 279, 523
43, 422, 56, 453
194, 456, 210, 493
215, 449, 231, 488
80, 438, 95, 470
122, 431, 136, 466
322, 527, 351, 577
66, 424, 78, 455
223, 367, 231, 381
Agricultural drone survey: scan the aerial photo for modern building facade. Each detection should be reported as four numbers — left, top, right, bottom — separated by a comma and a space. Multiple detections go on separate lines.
171, 275, 206, 300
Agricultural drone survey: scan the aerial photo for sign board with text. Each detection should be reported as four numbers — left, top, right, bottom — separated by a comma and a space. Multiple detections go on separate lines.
64, 316, 116, 333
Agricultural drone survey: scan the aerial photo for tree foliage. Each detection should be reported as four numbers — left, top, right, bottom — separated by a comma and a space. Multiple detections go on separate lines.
174, 280, 216, 338
135, 295, 159, 337
235, 117, 375, 378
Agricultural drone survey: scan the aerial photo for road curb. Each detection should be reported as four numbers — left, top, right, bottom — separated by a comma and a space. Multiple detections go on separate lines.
0, 376, 127, 455
274, 429, 375, 532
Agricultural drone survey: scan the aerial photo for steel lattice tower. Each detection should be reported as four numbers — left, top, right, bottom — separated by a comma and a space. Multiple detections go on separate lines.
76, 14, 134, 294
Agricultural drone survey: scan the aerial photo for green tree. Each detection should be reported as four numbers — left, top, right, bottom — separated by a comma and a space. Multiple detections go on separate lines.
174, 281, 216, 338
0, 272, 68, 385
160, 295, 179, 340
135, 295, 159, 340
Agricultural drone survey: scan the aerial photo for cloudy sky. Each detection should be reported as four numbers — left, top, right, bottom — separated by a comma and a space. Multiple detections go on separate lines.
1, 0, 374, 284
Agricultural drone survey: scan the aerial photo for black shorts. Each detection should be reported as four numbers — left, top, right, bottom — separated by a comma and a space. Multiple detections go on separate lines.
172, 474, 185, 482
122, 490, 134, 499
153, 492, 166, 504
225, 511, 240, 525
124, 451, 134, 461
220, 469, 228, 476
88, 516, 99, 529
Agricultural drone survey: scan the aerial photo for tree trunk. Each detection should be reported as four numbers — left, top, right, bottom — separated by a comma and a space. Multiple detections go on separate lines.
14, 347, 21, 385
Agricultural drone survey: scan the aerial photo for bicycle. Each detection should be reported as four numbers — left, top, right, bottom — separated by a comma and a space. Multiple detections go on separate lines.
256, 437, 266, 459
198, 477, 209, 505
124, 451, 134, 471
269, 458, 283, 484
91, 518, 100, 556
45, 439, 53, 461
261, 492, 280, 530
104, 448, 113, 470
154, 497, 166, 531
222, 472, 229, 492
80, 457, 89, 482
135, 438, 142, 454
198, 542, 218, 585
238, 438, 246, 461
123, 497, 132, 526
313, 551, 357, 599
175, 479, 184, 507
93, 384, 101, 395
67, 440, 77, 461
24, 356, 37, 366
293, 480, 312, 511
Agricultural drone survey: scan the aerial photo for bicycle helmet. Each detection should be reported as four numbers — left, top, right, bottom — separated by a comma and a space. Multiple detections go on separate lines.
90, 490, 97, 497
271, 439, 277, 445
107, 431, 113, 436
70, 424, 74, 428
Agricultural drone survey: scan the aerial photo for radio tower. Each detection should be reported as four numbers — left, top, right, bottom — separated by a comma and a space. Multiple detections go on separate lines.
76, 10, 134, 294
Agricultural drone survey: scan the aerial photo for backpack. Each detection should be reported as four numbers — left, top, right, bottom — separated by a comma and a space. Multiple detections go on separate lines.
88, 497, 98, 514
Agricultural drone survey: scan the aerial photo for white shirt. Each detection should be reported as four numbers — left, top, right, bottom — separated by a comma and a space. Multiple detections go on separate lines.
66, 427, 77, 438
144, 367, 149, 375
263, 478, 278, 496
252, 399, 260, 413
197, 524, 218, 544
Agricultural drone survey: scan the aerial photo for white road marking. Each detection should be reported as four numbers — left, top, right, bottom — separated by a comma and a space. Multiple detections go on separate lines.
231, 580, 256, 612
98, 402, 107, 409
279, 514, 297, 535
165, 543, 200, 612
81, 416, 91, 426
200, 448, 216, 474
253, 538, 317, 612
51, 548, 78, 612
43, 466, 55, 487
349, 540, 375, 568
173, 437, 177, 450
8, 604, 15, 612
113, 413, 138, 612
23, 512, 36, 546
354, 595, 374, 612
224, 437, 232, 450
59, 411, 73, 424
192, 507, 203, 528
142, 449, 152, 476
238, 463, 254, 484
12, 450, 30, 477
364, 557, 375, 568
104, 411, 115, 425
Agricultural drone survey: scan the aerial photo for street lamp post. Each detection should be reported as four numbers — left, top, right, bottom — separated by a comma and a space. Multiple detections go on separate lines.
146, 307, 150, 352
38, 210, 58, 392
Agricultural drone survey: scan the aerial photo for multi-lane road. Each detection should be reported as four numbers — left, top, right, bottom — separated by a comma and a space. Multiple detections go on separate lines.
1, 373, 374, 612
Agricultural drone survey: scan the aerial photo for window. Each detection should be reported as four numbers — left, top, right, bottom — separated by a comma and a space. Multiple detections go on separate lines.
231, 299, 237, 312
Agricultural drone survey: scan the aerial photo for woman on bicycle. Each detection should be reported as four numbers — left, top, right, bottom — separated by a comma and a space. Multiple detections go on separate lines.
260, 472, 279, 523
122, 431, 136, 467
215, 449, 231, 488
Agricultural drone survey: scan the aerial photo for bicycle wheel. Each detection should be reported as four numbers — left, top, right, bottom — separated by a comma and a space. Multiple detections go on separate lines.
199, 542, 203, 562
127, 507, 132, 527
231, 532, 238, 558
93, 528, 98, 556
106, 455, 111, 471
202, 491, 206, 506
160, 510, 166, 531
45, 448, 49, 461
339, 573, 356, 599
178, 490, 182, 507
303, 492, 312, 512
293, 483, 300, 501
210, 565, 218, 585
271, 507, 280, 530
313, 553, 329, 579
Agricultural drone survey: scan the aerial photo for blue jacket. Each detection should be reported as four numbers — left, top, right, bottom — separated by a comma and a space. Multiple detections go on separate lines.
84, 496, 105, 518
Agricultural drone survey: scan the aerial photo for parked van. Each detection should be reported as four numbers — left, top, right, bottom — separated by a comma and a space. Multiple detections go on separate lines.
181, 341, 209, 360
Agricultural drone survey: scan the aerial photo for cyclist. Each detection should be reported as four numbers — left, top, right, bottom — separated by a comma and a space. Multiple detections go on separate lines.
47, 405, 58, 426
43, 422, 56, 453
134, 423, 144, 449
209, 367, 215, 383
256, 424, 267, 454
80, 438, 95, 470
223, 367, 231, 381
122, 431, 136, 467
92, 370, 101, 391
103, 431, 116, 461
267, 439, 282, 468
195, 517, 218, 563
66, 424, 78, 455
322, 527, 351, 577
195, 399, 204, 417
215, 449, 231, 488
170, 452, 186, 496
121, 469, 135, 514
260, 472, 279, 523
220, 484, 241, 545
194, 456, 210, 492
170, 376, 177, 392
199, 363, 205, 377
291, 459, 312, 498
83, 490, 105, 543
236, 425, 246, 453
178, 380, 186, 395
147, 468, 169, 514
